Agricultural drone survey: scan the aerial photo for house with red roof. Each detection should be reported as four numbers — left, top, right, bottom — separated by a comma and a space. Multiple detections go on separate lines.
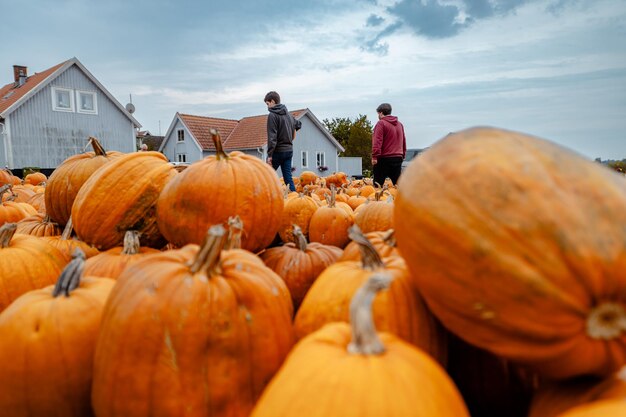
0, 57, 140, 171
159, 109, 356, 177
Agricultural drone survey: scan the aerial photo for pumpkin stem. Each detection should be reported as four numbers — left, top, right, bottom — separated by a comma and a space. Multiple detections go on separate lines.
189, 224, 227, 275
121, 230, 141, 255
347, 272, 394, 355
52, 248, 86, 297
0, 183, 12, 200
293, 224, 308, 251
586, 302, 626, 340
0, 223, 17, 248
225, 216, 244, 250
325, 184, 337, 208
348, 225, 384, 270
210, 129, 229, 161
381, 229, 396, 247
60, 216, 74, 240
87, 136, 107, 156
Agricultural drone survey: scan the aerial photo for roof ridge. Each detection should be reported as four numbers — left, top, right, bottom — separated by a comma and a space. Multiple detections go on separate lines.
179, 113, 240, 122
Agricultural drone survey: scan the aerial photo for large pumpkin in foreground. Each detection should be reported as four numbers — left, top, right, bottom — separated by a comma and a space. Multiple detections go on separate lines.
395, 127, 626, 379
0, 252, 114, 417
251, 273, 469, 417
92, 225, 294, 417
157, 130, 283, 253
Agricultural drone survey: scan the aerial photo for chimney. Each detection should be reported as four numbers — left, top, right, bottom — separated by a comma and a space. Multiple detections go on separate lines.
13, 65, 27, 87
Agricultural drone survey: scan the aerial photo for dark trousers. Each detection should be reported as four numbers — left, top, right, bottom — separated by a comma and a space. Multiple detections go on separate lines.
272, 150, 296, 191
373, 156, 403, 186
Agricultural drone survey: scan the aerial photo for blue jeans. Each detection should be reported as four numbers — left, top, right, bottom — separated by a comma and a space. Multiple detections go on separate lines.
271, 151, 295, 191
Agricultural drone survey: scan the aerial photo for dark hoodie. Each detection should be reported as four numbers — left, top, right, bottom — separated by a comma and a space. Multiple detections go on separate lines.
267, 104, 301, 158
372, 115, 406, 159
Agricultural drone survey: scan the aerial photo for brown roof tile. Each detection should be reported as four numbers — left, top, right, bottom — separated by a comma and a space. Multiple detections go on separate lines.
0, 61, 66, 115
180, 109, 306, 151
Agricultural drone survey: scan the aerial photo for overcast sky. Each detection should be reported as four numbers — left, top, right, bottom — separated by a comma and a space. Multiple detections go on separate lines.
1, 0, 625, 159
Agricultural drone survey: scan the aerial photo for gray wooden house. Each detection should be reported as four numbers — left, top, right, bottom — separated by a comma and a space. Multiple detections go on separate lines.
0, 57, 141, 170
160, 109, 351, 176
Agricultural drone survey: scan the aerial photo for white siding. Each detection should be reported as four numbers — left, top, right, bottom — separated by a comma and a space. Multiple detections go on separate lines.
162, 119, 203, 163
291, 115, 339, 176
7, 64, 136, 169
338, 157, 363, 177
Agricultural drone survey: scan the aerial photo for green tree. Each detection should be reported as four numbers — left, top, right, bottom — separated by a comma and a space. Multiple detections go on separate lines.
607, 159, 626, 174
323, 114, 373, 172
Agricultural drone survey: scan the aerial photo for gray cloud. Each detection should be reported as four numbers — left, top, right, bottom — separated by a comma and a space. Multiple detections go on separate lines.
366, 14, 385, 27
368, 0, 534, 43
363, 21, 403, 55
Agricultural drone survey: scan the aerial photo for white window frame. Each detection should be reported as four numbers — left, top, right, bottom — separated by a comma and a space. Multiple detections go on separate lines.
176, 153, 187, 163
177, 129, 185, 142
316, 151, 325, 167
301, 151, 308, 168
76, 90, 98, 114
51, 87, 74, 112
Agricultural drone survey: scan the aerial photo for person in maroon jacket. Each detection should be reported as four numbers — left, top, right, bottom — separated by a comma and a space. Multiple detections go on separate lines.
372, 103, 406, 186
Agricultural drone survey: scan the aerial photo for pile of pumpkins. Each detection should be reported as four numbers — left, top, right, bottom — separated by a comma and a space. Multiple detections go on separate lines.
0, 127, 625, 417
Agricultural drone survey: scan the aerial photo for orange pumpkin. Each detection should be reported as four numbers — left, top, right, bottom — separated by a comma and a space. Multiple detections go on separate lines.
157, 129, 283, 253
262, 224, 342, 309
24, 171, 47, 186
72, 151, 176, 250
354, 189, 394, 233
92, 225, 294, 417
15, 213, 62, 237
251, 273, 470, 417
395, 127, 626, 379
83, 230, 160, 279
45, 136, 123, 226
0, 185, 37, 226
42, 216, 100, 262
529, 367, 626, 417
556, 399, 626, 417
309, 185, 355, 248
295, 225, 447, 364
0, 223, 67, 311
278, 192, 318, 243
299, 170, 318, 186
0, 251, 114, 417
340, 229, 399, 261
26, 192, 46, 213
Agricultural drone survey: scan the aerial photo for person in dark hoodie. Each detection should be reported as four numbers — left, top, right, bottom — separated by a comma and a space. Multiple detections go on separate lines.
264, 91, 301, 191
372, 102, 406, 186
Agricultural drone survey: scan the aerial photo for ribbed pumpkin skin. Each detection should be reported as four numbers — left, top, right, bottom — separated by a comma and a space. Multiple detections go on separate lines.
42, 236, 100, 262
24, 172, 47, 186
308, 205, 355, 248
395, 127, 626, 379
354, 199, 394, 233
251, 323, 469, 417
45, 147, 122, 226
0, 277, 114, 417
340, 230, 399, 261
83, 245, 159, 279
0, 201, 37, 226
294, 256, 447, 364
529, 367, 626, 417
16, 213, 62, 237
72, 152, 176, 250
261, 241, 342, 309
92, 246, 294, 417
278, 195, 318, 243
156, 151, 284, 253
0, 233, 68, 312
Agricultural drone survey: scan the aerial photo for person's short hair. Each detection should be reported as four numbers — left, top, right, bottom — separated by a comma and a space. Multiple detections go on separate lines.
264, 91, 281, 104
376, 103, 392, 116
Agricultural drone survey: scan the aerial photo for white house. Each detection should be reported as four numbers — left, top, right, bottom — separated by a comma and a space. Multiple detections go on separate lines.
0, 57, 141, 171
159, 108, 356, 176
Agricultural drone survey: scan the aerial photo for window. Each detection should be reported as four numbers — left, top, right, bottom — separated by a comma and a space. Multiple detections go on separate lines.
177, 129, 185, 142
51, 87, 74, 112
301, 151, 308, 168
316, 152, 325, 167
176, 153, 187, 162
76, 90, 97, 114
